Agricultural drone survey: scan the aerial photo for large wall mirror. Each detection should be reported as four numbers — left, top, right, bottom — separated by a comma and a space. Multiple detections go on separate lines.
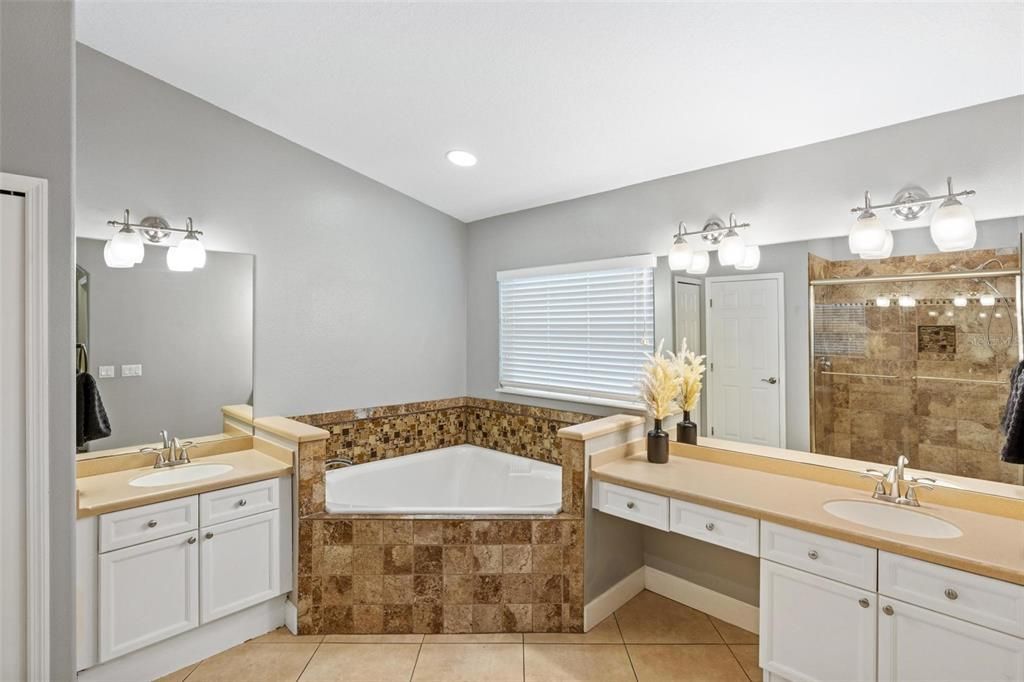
75, 237, 254, 456
665, 217, 1024, 497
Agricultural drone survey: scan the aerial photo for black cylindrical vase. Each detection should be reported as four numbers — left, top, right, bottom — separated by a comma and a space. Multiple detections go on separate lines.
677, 411, 698, 445
647, 419, 669, 463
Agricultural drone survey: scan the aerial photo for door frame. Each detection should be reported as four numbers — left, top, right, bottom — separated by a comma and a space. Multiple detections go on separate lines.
703, 272, 787, 447
1, 172, 51, 680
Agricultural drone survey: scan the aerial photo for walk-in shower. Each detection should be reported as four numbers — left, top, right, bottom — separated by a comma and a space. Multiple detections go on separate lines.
809, 251, 1024, 485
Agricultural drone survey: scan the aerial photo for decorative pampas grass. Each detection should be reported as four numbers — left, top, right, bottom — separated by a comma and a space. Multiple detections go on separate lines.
675, 338, 706, 413
639, 339, 682, 420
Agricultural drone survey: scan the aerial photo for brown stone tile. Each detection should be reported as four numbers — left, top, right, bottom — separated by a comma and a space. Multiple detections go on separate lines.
321, 605, 354, 634
443, 575, 476, 604
322, 545, 353, 575
443, 546, 473, 574
413, 603, 443, 633
414, 574, 443, 604
382, 520, 413, 545
710, 617, 758, 644
562, 603, 584, 633
470, 520, 497, 544
414, 520, 444, 545
615, 591, 722, 644
627, 644, 747, 681
382, 575, 413, 604
532, 574, 563, 604
532, 519, 563, 545
729, 644, 762, 681
502, 545, 532, 573
472, 545, 502, 574
323, 520, 353, 545
496, 520, 532, 544
424, 633, 522, 643
352, 520, 383, 545
532, 603, 562, 632
524, 643, 636, 682
187, 642, 317, 682
322, 575, 353, 606
383, 544, 413, 574
353, 575, 383, 604
525, 615, 622, 644
532, 545, 562, 574
353, 545, 384, 575
443, 604, 473, 634
323, 634, 423, 643
443, 520, 473, 545
411, 643, 523, 682
502, 574, 533, 603
299, 643, 420, 682
474, 574, 503, 604
353, 604, 384, 633
956, 420, 1003, 452
383, 604, 413, 634
471, 604, 503, 633
414, 545, 443, 574
502, 604, 533, 633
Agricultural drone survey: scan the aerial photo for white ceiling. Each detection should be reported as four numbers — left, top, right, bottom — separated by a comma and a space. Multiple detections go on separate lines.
76, 1, 1024, 223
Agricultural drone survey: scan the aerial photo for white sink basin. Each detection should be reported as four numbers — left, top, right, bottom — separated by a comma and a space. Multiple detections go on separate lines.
823, 500, 962, 539
129, 464, 234, 488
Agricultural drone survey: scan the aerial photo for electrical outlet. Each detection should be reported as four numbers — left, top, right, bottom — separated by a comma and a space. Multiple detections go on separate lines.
98, 365, 115, 378
121, 364, 143, 377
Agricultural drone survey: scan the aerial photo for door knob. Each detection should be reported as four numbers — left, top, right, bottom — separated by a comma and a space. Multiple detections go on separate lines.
761, 377, 778, 385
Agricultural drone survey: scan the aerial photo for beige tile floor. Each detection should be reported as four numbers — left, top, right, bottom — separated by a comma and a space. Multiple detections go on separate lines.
157, 591, 761, 682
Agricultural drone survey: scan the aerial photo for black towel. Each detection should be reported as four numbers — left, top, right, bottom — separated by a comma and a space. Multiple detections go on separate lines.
76, 371, 111, 447
999, 361, 1024, 464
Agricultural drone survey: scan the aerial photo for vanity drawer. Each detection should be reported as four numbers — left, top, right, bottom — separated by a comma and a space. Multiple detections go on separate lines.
670, 499, 759, 557
200, 478, 279, 526
761, 522, 877, 591
879, 552, 1024, 637
99, 496, 199, 553
593, 480, 669, 531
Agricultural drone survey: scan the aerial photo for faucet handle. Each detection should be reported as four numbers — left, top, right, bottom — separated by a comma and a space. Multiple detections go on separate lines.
141, 446, 168, 467
903, 478, 934, 505
860, 469, 888, 497
177, 440, 196, 464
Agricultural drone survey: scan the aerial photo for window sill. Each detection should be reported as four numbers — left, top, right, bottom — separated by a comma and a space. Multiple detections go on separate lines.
495, 386, 646, 413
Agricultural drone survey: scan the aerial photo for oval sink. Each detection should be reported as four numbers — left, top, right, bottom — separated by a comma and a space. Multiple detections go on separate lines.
129, 464, 234, 488
823, 500, 962, 539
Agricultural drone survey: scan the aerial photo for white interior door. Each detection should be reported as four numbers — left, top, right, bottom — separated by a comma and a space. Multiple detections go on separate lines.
0, 191, 27, 682
706, 274, 784, 447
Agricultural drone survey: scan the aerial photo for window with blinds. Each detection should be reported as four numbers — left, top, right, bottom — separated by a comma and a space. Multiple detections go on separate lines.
497, 255, 655, 406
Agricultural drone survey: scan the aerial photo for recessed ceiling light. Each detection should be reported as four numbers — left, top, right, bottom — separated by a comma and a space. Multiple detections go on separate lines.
446, 150, 477, 167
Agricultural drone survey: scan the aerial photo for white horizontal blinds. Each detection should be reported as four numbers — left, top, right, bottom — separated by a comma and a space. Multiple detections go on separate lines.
499, 260, 655, 402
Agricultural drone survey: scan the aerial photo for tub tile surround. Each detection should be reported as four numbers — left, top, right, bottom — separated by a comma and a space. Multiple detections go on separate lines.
293, 398, 609, 635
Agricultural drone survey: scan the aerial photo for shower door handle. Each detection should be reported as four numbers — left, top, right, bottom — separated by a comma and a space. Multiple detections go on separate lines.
761, 377, 778, 385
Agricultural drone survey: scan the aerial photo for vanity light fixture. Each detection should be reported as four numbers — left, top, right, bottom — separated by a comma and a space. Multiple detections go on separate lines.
446, 149, 477, 167
668, 222, 693, 271
667, 213, 753, 272
979, 293, 996, 307
898, 294, 916, 307
717, 228, 746, 266
104, 210, 207, 271
859, 230, 894, 260
875, 295, 891, 307
952, 293, 969, 308
686, 250, 710, 275
848, 191, 889, 257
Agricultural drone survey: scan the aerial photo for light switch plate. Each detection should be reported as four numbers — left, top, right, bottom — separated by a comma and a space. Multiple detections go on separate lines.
98, 365, 115, 378
121, 364, 143, 377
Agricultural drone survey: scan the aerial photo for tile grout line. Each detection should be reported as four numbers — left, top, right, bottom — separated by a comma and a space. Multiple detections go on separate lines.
726, 643, 759, 682
293, 637, 323, 682
613, 613, 640, 682
409, 637, 424, 682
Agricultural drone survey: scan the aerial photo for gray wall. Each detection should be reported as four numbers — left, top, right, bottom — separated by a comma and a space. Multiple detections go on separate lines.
77, 238, 254, 449
0, 1, 77, 678
75, 45, 468, 419
466, 97, 1024, 451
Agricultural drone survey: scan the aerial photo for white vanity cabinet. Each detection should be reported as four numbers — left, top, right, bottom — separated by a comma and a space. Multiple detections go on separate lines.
77, 476, 291, 670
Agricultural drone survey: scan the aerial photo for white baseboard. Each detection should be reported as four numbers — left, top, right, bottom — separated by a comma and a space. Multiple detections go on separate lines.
644, 566, 759, 634
583, 567, 645, 631
77, 596, 286, 682
285, 595, 298, 635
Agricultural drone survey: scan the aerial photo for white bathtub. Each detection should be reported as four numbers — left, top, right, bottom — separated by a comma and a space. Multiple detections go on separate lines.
324, 444, 562, 515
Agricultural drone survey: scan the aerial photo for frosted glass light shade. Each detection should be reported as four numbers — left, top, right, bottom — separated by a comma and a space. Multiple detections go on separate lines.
898, 295, 916, 307
979, 293, 996, 306
103, 240, 134, 268
177, 234, 207, 269
717, 230, 745, 266
930, 198, 976, 252
686, 250, 710, 275
668, 238, 692, 271
952, 294, 968, 308
110, 227, 144, 264
166, 245, 194, 272
875, 296, 891, 307
848, 211, 887, 254
859, 230, 893, 260
735, 245, 761, 270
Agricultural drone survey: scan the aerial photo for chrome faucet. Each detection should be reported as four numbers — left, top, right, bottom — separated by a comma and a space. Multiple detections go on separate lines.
142, 431, 196, 468
861, 455, 935, 507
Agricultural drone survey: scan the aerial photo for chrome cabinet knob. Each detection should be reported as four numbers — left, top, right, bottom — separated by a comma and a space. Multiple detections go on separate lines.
205, 532, 214, 539
761, 377, 778, 385
705, 522, 715, 531
147, 520, 158, 528
626, 501, 636, 509
882, 605, 894, 616
858, 598, 870, 609
944, 588, 959, 601
239, 499, 247, 507
187, 536, 197, 545
807, 550, 819, 560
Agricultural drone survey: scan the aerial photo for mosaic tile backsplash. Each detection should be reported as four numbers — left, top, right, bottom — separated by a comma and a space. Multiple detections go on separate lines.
811, 248, 1024, 485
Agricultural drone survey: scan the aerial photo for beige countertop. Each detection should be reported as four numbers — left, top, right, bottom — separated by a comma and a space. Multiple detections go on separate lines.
77, 449, 292, 518
592, 453, 1024, 586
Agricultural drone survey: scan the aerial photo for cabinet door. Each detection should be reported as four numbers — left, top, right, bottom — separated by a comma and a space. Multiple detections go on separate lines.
878, 597, 1024, 682
760, 560, 876, 682
99, 530, 199, 662
200, 509, 280, 623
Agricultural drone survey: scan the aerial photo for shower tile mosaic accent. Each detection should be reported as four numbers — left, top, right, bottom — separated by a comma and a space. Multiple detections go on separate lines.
811, 249, 1024, 485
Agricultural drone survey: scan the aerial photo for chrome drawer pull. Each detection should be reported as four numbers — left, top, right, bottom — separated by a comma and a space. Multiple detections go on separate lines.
147, 520, 158, 528
187, 536, 197, 545
239, 498, 247, 507
944, 588, 959, 601
626, 501, 636, 509
205, 532, 214, 539
882, 605, 894, 616
705, 522, 715, 531
858, 598, 870, 608
807, 550, 819, 560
